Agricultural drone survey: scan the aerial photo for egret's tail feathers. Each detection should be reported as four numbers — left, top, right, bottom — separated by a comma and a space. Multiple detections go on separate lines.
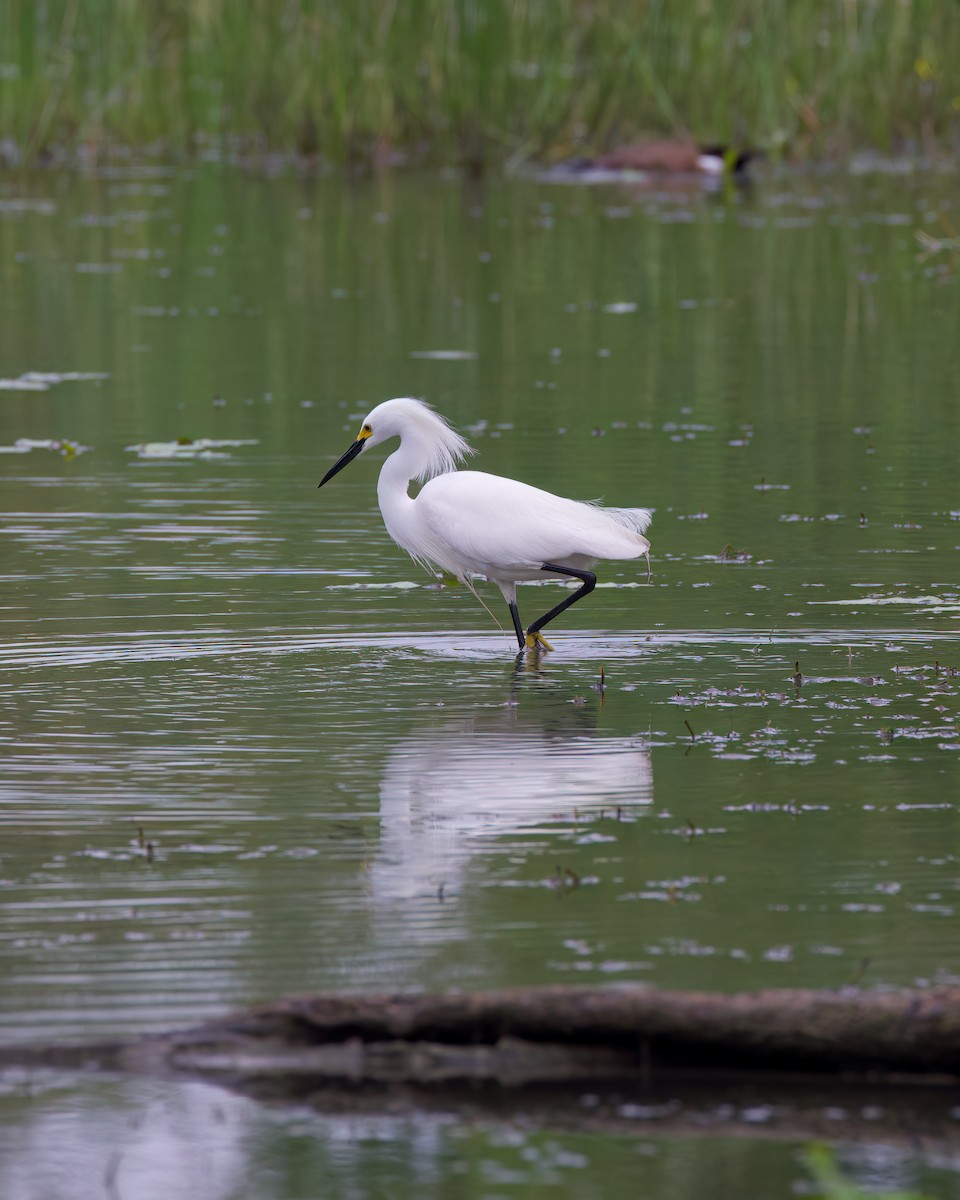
605, 506, 653, 536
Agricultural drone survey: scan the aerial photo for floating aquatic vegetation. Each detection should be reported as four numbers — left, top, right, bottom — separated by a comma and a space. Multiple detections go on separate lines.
125, 437, 259, 460
0, 377, 48, 392
0, 198, 57, 215
811, 594, 957, 608
716, 544, 753, 563
0, 371, 109, 391
327, 581, 421, 591
0, 437, 91, 457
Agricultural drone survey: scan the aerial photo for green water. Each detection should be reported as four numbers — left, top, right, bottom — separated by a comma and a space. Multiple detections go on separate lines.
1, 166, 959, 1196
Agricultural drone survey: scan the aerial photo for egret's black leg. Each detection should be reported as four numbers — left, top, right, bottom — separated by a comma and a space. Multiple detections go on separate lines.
525, 562, 597, 648
507, 600, 525, 650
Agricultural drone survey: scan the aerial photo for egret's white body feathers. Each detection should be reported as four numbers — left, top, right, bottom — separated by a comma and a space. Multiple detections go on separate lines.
409, 471, 651, 583
322, 397, 652, 646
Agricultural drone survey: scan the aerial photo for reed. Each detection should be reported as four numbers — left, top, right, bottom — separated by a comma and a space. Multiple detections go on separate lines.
1, 0, 958, 165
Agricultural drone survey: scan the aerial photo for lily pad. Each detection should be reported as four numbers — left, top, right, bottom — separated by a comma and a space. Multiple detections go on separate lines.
0, 437, 91, 458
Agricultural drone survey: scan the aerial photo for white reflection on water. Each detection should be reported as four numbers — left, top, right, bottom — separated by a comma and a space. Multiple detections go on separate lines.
0, 1076, 253, 1200
0, 1065, 575, 1200
368, 705, 653, 912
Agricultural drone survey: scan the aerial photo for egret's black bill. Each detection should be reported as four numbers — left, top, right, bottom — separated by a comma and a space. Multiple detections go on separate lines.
318, 438, 365, 487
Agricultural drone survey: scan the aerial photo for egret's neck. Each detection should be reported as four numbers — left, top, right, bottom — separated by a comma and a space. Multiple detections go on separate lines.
376, 436, 431, 548
376, 437, 426, 504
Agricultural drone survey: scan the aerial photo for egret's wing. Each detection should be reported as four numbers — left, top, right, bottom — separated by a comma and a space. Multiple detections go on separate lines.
416, 471, 650, 573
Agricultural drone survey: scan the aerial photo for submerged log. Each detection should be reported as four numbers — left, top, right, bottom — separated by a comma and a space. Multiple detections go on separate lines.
121, 984, 960, 1085
224, 1076, 960, 1149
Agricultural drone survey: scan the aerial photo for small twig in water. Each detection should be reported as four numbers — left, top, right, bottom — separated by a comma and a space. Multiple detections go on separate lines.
554, 865, 581, 894
104, 1152, 123, 1200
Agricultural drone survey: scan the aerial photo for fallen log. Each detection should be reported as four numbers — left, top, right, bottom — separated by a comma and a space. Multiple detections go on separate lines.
5, 986, 959, 1148
118, 984, 960, 1085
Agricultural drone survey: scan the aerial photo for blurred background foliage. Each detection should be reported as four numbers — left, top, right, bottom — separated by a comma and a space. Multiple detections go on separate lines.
0, 0, 958, 167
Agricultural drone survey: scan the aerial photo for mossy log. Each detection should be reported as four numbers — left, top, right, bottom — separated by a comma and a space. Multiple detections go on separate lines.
121, 984, 960, 1085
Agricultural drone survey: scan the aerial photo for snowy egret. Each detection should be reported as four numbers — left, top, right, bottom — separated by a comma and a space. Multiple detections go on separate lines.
318, 398, 652, 651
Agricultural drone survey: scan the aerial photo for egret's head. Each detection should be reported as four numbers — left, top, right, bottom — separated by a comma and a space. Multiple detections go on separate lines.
353, 397, 425, 449
319, 397, 473, 488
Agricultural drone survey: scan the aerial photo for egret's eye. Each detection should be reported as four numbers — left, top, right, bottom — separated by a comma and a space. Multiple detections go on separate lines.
359, 423, 373, 440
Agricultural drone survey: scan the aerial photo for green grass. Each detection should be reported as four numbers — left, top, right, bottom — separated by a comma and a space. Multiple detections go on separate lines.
1, 0, 959, 166
804, 1144, 933, 1200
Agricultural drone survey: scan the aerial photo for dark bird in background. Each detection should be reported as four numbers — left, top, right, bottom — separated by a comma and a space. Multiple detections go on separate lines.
591, 139, 759, 178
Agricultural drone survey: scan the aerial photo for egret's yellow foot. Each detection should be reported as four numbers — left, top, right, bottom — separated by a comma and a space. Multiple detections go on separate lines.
525, 631, 554, 651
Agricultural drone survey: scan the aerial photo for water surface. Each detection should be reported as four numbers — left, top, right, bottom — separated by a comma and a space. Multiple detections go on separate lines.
1, 163, 959, 1196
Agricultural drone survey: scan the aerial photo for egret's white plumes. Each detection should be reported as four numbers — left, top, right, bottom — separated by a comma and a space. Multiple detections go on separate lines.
602, 505, 655, 537
319, 397, 652, 651
362, 397, 474, 482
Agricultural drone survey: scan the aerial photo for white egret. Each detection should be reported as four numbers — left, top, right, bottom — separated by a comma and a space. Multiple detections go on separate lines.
318, 397, 652, 651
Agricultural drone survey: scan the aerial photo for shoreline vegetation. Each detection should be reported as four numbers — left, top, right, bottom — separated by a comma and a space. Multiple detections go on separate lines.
1, 1, 960, 172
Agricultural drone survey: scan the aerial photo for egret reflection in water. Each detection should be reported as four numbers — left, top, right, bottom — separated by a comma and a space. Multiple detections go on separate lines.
367, 694, 654, 918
